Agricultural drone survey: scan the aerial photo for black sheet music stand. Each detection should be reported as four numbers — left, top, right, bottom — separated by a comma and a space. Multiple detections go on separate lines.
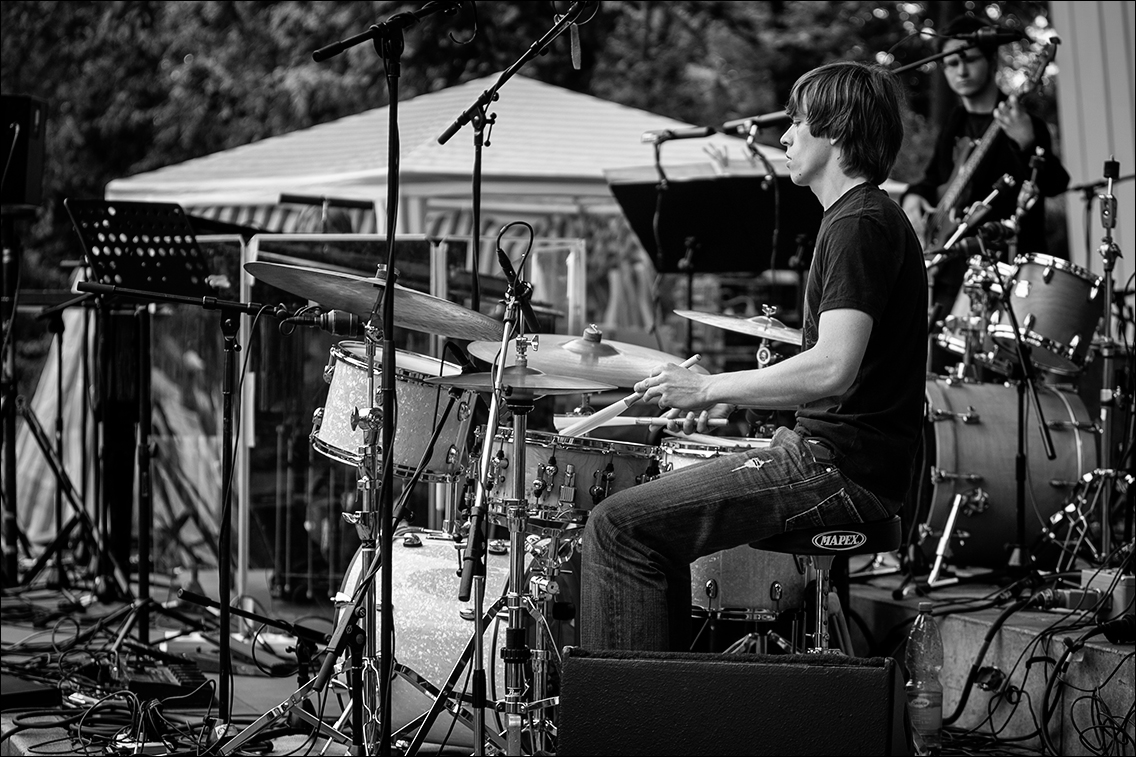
606, 168, 823, 274
63, 199, 236, 717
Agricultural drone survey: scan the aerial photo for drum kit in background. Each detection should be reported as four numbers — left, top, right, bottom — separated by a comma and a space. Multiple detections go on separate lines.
244, 259, 811, 753
921, 249, 1132, 584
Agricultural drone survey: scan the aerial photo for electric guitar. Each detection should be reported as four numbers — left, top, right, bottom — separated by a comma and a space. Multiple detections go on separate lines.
922, 38, 1060, 251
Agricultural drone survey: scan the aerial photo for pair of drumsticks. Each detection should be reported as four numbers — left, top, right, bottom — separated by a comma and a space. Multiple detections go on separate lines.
559, 355, 728, 437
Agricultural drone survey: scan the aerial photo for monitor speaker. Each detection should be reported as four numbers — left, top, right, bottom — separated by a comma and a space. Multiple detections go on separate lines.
558, 648, 912, 756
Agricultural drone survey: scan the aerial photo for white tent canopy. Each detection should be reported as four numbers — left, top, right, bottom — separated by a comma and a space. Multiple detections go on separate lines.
105, 72, 790, 235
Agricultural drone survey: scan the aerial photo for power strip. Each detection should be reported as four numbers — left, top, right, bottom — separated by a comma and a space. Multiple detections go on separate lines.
1082, 569, 1135, 621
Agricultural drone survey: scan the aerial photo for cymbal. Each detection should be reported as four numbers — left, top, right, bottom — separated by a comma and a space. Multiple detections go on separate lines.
245, 261, 504, 342
424, 365, 616, 397
675, 309, 803, 347
466, 327, 685, 387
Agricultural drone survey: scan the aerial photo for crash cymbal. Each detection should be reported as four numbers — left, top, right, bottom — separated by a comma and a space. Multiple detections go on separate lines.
424, 365, 616, 397
245, 261, 504, 342
466, 326, 684, 387
675, 309, 803, 347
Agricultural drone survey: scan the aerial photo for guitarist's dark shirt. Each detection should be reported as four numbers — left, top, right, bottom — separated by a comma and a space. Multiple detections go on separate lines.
906, 95, 1070, 258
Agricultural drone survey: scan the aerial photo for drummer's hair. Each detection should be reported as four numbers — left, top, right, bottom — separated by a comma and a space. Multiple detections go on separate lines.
786, 61, 904, 186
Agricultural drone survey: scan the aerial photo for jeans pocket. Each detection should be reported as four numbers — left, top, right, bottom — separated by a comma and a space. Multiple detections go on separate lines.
785, 486, 862, 531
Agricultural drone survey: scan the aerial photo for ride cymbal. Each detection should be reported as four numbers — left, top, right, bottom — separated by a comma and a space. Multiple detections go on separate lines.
466, 326, 684, 387
674, 309, 803, 346
245, 261, 504, 342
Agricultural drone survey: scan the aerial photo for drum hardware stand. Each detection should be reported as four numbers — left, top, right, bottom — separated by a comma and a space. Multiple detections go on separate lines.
1092, 157, 1126, 561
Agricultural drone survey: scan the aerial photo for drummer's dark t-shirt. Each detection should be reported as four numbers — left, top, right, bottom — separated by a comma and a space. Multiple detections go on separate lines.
794, 183, 927, 505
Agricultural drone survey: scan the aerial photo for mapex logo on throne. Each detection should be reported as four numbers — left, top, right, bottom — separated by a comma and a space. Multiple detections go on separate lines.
811, 530, 868, 551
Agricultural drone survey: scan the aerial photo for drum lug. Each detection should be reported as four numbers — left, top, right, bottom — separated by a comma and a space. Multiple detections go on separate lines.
1022, 313, 1036, 332
1089, 283, 1100, 301
1013, 279, 1031, 299
457, 400, 471, 422
311, 407, 324, 436
959, 489, 989, 517
1041, 264, 1054, 284
559, 464, 577, 505
930, 466, 983, 486
931, 406, 980, 424
322, 360, 335, 385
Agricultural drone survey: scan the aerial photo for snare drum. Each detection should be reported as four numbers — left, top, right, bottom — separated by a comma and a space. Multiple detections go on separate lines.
660, 438, 807, 617
480, 428, 660, 523
988, 253, 1103, 375
312, 340, 474, 481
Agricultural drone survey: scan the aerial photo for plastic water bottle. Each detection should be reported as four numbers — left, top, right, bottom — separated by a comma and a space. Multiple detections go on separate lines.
904, 601, 943, 756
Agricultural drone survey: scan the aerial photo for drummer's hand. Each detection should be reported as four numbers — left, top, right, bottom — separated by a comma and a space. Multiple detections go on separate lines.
636, 362, 710, 411
663, 403, 736, 434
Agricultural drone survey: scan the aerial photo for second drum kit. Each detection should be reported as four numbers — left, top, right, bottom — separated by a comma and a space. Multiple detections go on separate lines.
244, 259, 810, 752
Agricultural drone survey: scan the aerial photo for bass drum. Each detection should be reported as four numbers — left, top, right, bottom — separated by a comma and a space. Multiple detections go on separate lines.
335, 536, 576, 746
919, 378, 1097, 569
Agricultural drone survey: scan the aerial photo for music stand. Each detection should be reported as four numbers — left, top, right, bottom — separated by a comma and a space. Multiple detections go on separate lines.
63, 199, 240, 724
606, 165, 822, 353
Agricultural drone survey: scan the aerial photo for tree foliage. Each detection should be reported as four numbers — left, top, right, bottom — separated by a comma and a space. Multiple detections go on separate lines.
2, 0, 1056, 389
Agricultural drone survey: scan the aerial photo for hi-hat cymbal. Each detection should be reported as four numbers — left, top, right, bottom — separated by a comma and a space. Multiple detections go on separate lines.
245, 261, 504, 342
675, 309, 803, 347
425, 365, 616, 397
466, 326, 685, 387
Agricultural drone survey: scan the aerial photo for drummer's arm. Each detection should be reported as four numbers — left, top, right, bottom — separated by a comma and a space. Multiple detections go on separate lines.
704, 309, 873, 409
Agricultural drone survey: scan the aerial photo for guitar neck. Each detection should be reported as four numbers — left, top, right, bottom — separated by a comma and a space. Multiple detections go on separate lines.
936, 118, 1003, 215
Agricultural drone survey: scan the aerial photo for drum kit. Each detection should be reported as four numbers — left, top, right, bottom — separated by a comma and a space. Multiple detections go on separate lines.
920, 241, 1131, 584
243, 259, 808, 754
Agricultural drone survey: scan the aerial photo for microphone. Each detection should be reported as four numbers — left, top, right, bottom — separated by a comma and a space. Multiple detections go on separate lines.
496, 248, 542, 333
924, 220, 1016, 268
284, 310, 364, 336
721, 111, 792, 134
640, 125, 717, 144
950, 26, 1027, 45
943, 173, 1016, 249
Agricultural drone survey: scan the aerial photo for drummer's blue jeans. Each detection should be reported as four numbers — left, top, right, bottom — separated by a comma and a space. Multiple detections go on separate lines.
579, 426, 895, 652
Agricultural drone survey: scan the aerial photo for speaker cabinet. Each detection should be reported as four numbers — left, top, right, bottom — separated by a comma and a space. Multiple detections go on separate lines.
2, 94, 47, 207
558, 649, 912, 756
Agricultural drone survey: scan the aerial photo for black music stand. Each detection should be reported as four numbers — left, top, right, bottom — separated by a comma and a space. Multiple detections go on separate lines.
63, 199, 242, 723
606, 165, 822, 353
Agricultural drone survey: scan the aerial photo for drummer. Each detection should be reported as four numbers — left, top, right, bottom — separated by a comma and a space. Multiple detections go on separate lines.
579, 61, 928, 652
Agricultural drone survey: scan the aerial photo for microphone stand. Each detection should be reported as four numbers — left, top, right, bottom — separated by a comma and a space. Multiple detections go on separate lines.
75, 280, 292, 736
312, 5, 464, 754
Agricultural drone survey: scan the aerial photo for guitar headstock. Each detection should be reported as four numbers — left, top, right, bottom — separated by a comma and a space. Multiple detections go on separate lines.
1014, 37, 1060, 99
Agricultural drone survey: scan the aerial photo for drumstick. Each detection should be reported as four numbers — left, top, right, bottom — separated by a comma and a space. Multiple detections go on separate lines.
558, 354, 702, 437
555, 416, 729, 430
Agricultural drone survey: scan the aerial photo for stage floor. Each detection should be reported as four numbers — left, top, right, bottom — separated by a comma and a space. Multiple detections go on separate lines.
2, 556, 1132, 756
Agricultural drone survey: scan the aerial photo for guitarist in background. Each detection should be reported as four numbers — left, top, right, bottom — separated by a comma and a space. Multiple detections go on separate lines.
902, 14, 1069, 374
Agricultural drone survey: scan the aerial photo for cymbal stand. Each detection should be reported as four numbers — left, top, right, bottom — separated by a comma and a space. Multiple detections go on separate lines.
992, 260, 1056, 580
1093, 157, 1126, 559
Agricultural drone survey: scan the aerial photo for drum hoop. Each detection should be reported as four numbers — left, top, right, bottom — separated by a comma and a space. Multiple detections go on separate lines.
310, 437, 457, 482
332, 340, 463, 382
987, 325, 1084, 368
660, 438, 769, 456
494, 427, 660, 457
1014, 253, 1101, 284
